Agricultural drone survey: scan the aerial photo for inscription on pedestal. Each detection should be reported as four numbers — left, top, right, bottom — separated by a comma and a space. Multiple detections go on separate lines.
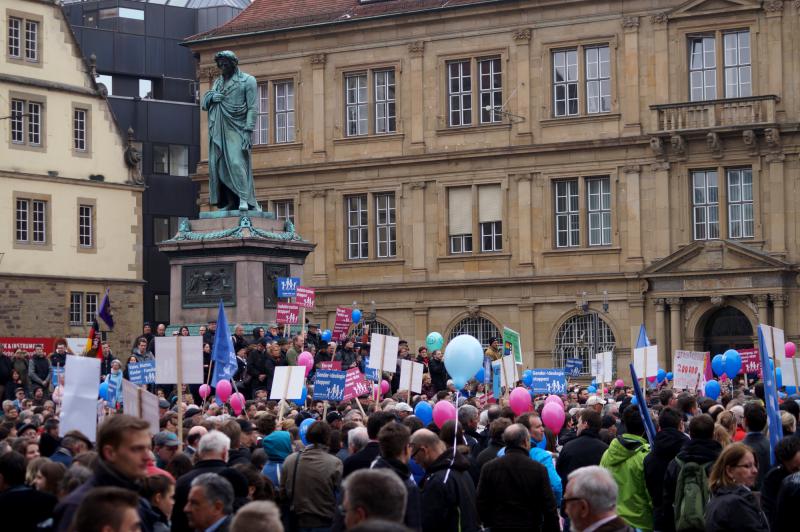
263, 263, 290, 308
182, 263, 236, 308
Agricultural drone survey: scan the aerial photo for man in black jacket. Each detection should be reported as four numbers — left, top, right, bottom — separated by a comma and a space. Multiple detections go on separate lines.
477, 418, 511, 470
343, 411, 394, 478
761, 436, 800, 531
477, 423, 560, 532
644, 407, 688, 529
557, 409, 609, 492
660, 414, 721, 532
411, 428, 479, 532
742, 401, 771, 491
370, 423, 422, 531
0, 451, 57, 530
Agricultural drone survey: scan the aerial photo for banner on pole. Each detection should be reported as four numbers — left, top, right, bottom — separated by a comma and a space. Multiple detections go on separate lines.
333, 307, 353, 341
633, 345, 658, 378
739, 348, 761, 377
319, 361, 342, 371
565, 358, 582, 378
673, 350, 707, 392
313, 370, 346, 401
296, 286, 316, 309
127, 360, 156, 386
276, 302, 300, 325
591, 351, 613, 382
343, 368, 372, 400
503, 327, 523, 365
276, 277, 300, 298
531, 369, 566, 395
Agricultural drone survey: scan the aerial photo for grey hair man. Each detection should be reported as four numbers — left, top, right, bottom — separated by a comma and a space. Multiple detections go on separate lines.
458, 404, 484, 456
342, 469, 408, 529
230, 500, 283, 532
564, 466, 631, 532
185, 473, 234, 532
348, 426, 369, 455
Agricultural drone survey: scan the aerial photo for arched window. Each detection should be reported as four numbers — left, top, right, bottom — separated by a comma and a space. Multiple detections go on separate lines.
553, 313, 616, 376
365, 319, 394, 337
448, 316, 500, 348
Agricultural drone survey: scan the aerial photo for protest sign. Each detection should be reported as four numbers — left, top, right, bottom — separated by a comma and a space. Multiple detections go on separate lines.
126, 360, 156, 386
106, 378, 118, 408
122, 379, 159, 436
739, 348, 761, 377
270, 366, 306, 401
333, 307, 352, 340
60, 355, 101, 440
633, 345, 658, 378
276, 277, 300, 298
276, 302, 300, 325
673, 350, 707, 392
565, 358, 582, 378
491, 361, 502, 398
503, 327, 523, 365
591, 351, 613, 383
155, 336, 203, 384
363, 357, 381, 381
483, 356, 492, 385
0, 337, 56, 357
368, 333, 399, 374
66, 337, 89, 355
343, 368, 372, 400
296, 286, 316, 308
313, 370, 346, 401
531, 369, 567, 395
399, 359, 423, 394
319, 361, 342, 371
499, 354, 519, 388
51, 366, 65, 388
779, 354, 800, 387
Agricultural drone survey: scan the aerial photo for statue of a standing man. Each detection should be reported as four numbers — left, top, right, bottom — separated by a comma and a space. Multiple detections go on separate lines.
202, 50, 261, 211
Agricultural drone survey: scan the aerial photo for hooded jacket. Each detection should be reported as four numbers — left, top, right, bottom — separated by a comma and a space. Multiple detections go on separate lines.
705, 485, 768, 532
660, 437, 721, 532
372, 456, 422, 531
600, 433, 653, 531
261, 431, 292, 487
643, 427, 688, 528
419, 449, 479, 532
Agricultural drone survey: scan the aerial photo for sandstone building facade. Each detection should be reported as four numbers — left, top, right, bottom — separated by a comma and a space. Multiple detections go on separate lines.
186, 0, 800, 376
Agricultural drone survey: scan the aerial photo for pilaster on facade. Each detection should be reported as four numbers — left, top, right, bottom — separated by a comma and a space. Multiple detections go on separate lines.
666, 297, 682, 359
310, 54, 327, 155
408, 41, 425, 147
512, 29, 532, 138
770, 293, 788, 330
621, 16, 641, 135
754, 294, 770, 324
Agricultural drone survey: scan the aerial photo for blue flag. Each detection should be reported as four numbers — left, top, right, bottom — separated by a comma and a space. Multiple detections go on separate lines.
97, 289, 114, 330
758, 325, 783, 466
630, 363, 656, 447
635, 323, 650, 348
211, 300, 236, 387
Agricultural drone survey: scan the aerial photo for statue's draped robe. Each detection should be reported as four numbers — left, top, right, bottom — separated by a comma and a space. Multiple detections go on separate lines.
201, 70, 259, 209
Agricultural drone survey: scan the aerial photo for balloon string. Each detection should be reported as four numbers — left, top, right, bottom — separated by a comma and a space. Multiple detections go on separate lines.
443, 390, 459, 484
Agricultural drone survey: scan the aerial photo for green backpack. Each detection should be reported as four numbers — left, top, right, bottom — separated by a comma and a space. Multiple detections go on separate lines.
673, 458, 711, 532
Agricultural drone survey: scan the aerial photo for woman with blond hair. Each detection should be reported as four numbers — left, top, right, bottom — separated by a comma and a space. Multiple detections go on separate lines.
705, 443, 769, 532
713, 424, 732, 448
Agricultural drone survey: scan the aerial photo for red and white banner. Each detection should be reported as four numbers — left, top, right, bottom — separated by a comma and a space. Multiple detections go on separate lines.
296, 286, 315, 309
276, 303, 300, 325
1, 337, 57, 357
739, 348, 761, 377
319, 361, 342, 371
333, 307, 352, 341
343, 367, 371, 400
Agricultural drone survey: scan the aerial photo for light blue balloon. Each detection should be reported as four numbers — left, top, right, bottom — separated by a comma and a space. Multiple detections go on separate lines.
299, 418, 315, 445
776, 367, 783, 389
444, 334, 484, 389
657, 369, 667, 383
705, 380, 721, 400
786, 386, 798, 395
631, 396, 638, 406
351, 309, 362, 323
522, 369, 533, 387
723, 350, 742, 377
414, 401, 433, 425
426, 332, 444, 352
587, 385, 597, 393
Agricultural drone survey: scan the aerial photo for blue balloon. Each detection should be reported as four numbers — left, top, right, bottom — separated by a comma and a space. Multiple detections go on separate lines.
522, 369, 533, 387
99, 381, 109, 400
351, 309, 362, 323
444, 335, 484, 389
426, 332, 444, 352
299, 418, 315, 445
657, 369, 667, 383
591, 379, 597, 387
475, 367, 485, 383
705, 380, 721, 400
321, 329, 332, 342
776, 367, 783, 389
786, 386, 798, 395
711, 354, 725, 377
587, 385, 597, 393
414, 401, 433, 425
723, 350, 742, 377
666, 371, 674, 381
293, 385, 308, 407
631, 396, 638, 406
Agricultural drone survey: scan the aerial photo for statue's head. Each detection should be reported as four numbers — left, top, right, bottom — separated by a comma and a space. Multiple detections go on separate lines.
214, 50, 239, 78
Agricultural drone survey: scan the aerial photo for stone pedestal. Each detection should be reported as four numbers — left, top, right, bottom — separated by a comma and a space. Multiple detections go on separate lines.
157, 211, 315, 326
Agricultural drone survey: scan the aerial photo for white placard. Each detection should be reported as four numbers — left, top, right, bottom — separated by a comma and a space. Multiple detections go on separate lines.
121, 379, 159, 436
270, 366, 306, 400
673, 350, 707, 392
592, 351, 614, 382
65, 337, 89, 355
778, 356, 800, 387
154, 336, 204, 384
60, 355, 101, 441
399, 359, 423, 393
369, 333, 400, 372
773, 327, 786, 359
633, 345, 658, 378
500, 354, 518, 387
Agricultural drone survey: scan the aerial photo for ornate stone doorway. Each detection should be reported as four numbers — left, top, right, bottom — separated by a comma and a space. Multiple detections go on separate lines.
701, 306, 754, 356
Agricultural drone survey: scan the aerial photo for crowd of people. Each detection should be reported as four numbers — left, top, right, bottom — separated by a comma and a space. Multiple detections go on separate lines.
1, 321, 799, 532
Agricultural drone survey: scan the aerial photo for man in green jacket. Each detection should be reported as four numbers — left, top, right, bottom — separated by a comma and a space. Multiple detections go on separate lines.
600, 404, 653, 531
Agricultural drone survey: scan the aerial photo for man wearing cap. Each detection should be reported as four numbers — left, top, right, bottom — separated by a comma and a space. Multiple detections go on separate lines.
395, 403, 414, 419
264, 324, 282, 344
306, 324, 321, 350
50, 430, 92, 467
327, 411, 343, 430
153, 431, 180, 468
587, 395, 606, 414
237, 419, 258, 453
484, 337, 501, 362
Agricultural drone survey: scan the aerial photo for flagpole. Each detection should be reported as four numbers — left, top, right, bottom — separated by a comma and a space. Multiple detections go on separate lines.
176, 337, 184, 453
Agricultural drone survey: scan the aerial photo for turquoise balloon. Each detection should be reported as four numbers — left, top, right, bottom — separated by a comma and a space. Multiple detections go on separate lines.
414, 401, 433, 425
426, 332, 444, 351
444, 334, 484, 389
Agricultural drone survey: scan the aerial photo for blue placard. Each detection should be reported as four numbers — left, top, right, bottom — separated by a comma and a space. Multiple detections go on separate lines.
107, 378, 117, 407
127, 360, 156, 386
313, 369, 346, 401
363, 357, 380, 382
483, 356, 492, 385
531, 368, 567, 395
51, 366, 64, 387
277, 277, 300, 298
491, 360, 502, 398
565, 358, 582, 378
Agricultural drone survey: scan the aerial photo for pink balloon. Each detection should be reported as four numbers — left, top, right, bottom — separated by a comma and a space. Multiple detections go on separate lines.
603, 388, 609, 394
230, 393, 243, 415
647, 375, 656, 383
381, 379, 390, 394
198, 384, 211, 400
216, 380, 232, 403
542, 402, 566, 432
509, 387, 532, 415
786, 342, 797, 358
615, 379, 624, 388
432, 400, 456, 428
298, 352, 314, 377
544, 394, 564, 408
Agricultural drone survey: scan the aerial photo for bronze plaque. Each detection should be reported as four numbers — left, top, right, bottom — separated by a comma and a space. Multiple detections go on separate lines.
263, 263, 289, 308
182, 263, 236, 308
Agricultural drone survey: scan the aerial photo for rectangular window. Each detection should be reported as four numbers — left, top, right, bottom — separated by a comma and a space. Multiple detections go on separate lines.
727, 168, 753, 239
479, 58, 502, 124
32, 199, 46, 243
375, 193, 396, 258
448, 186, 473, 254
273, 200, 295, 224
587, 177, 611, 246
8, 17, 20, 58
153, 216, 179, 243
724, 31, 751, 98
480, 221, 502, 252
478, 184, 502, 252
274, 81, 295, 143
447, 60, 472, 127
15, 198, 28, 242
169, 145, 188, 176
139, 79, 152, 99
553, 49, 578, 117
73, 108, 87, 151
16, 198, 48, 244
692, 170, 719, 240
10, 99, 24, 143
586, 46, 611, 114
253, 82, 269, 145
689, 36, 717, 101
346, 73, 368, 137
27, 101, 41, 145
79, 204, 93, 247
24, 19, 37, 61
347, 194, 369, 259
153, 145, 168, 174
69, 293, 83, 325
555, 180, 580, 247
84, 293, 98, 325
374, 70, 396, 134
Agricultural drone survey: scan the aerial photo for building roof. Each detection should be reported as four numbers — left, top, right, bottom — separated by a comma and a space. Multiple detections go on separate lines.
186, 0, 506, 43
186, 0, 251, 9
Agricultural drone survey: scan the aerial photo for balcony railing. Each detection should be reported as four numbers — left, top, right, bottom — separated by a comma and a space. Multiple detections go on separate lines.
650, 95, 779, 134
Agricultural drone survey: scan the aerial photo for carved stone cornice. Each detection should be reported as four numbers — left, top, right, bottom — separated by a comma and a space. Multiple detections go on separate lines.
764, 0, 784, 14
650, 12, 669, 25
649, 137, 665, 158
310, 190, 328, 199
650, 161, 670, 172
743, 129, 758, 154
310, 53, 327, 66
408, 41, 425, 56
794, 0, 800, 11
622, 165, 641, 174
654, 298, 666, 310
770, 293, 788, 306
512, 29, 532, 42
512, 173, 532, 182
753, 294, 770, 306
670, 134, 687, 158
710, 296, 725, 307
622, 16, 640, 29
765, 127, 781, 151
466, 305, 481, 318
665, 297, 682, 307
409, 181, 427, 191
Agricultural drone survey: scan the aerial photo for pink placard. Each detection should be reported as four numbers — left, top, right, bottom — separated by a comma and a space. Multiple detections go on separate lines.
739, 348, 762, 377
276, 302, 300, 325
333, 307, 352, 341
320, 361, 342, 370
296, 286, 316, 309
343, 367, 371, 400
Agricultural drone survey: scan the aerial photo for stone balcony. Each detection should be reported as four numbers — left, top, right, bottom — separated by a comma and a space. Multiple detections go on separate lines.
649, 95, 779, 135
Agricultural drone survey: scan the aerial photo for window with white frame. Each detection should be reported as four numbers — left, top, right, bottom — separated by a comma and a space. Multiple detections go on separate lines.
374, 70, 396, 134
552, 44, 613, 117
345, 69, 396, 136
253, 83, 269, 145
10, 99, 24, 144
479, 58, 502, 123
16, 197, 47, 244
553, 49, 578, 117
585, 46, 611, 114
448, 186, 473, 254
375, 193, 396, 258
692, 170, 720, 240
10, 98, 42, 147
79, 204, 93, 248
587, 177, 611, 246
727, 168, 753, 239
347, 194, 369, 259
555, 180, 580, 247
84, 292, 98, 324
447, 184, 503, 254
7, 16, 38, 62
69, 293, 83, 325
275, 80, 295, 143
8, 17, 20, 58
273, 200, 295, 224
73, 108, 87, 151
253, 80, 296, 145
447, 57, 503, 127
447, 60, 472, 127
346, 73, 368, 136
689, 30, 751, 101
478, 184, 502, 252
689, 36, 716, 101
24, 19, 38, 61
723, 31, 751, 98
